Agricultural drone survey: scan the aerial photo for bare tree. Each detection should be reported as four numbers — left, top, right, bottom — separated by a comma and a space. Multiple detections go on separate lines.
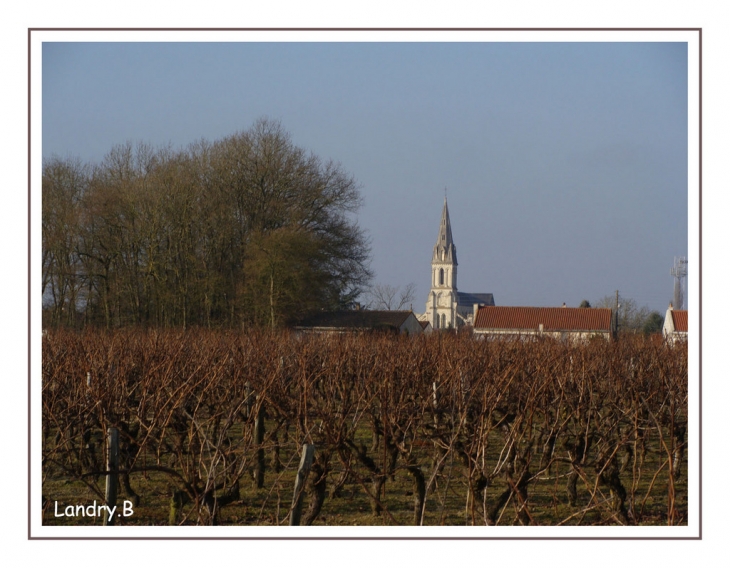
42, 156, 89, 327
595, 294, 651, 333
365, 282, 417, 311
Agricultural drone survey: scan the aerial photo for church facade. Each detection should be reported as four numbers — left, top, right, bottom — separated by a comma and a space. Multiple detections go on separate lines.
420, 199, 494, 329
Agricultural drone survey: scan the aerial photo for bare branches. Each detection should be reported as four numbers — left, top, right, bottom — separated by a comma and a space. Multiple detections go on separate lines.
42, 330, 687, 526
42, 119, 372, 329
365, 282, 417, 311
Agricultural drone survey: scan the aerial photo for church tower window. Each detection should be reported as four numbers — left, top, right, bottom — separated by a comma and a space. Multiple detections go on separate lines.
439, 268, 444, 286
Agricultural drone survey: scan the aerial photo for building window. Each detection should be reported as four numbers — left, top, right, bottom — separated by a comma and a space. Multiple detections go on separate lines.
439, 268, 444, 285
441, 314, 446, 329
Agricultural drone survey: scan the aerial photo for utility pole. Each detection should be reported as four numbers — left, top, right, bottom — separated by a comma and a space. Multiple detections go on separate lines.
614, 290, 620, 336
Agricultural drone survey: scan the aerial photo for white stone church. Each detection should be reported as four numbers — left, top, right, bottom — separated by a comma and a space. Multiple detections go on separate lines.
418, 199, 494, 329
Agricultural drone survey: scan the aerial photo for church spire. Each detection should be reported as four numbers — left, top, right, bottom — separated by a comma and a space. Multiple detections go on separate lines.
425, 197, 459, 330
433, 197, 457, 264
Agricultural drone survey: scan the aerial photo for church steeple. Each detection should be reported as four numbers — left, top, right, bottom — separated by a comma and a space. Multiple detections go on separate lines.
418, 195, 494, 330
424, 197, 459, 330
433, 197, 457, 265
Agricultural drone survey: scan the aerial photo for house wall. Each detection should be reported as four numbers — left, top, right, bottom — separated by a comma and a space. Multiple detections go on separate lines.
667, 331, 688, 344
473, 329, 611, 342
399, 313, 425, 335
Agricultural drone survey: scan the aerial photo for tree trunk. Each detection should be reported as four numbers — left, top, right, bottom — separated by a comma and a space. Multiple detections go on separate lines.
406, 465, 426, 525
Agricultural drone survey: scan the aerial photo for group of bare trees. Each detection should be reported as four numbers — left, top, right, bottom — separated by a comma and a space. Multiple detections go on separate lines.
364, 282, 417, 311
42, 329, 687, 526
42, 119, 372, 329
593, 294, 665, 335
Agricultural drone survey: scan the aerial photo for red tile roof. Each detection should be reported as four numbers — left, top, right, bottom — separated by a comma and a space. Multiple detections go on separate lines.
473, 306, 613, 332
671, 310, 688, 332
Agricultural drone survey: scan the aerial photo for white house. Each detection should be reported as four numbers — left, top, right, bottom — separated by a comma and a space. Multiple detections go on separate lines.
662, 304, 688, 344
472, 305, 614, 341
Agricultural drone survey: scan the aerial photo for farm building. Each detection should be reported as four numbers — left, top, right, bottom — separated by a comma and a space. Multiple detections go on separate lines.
662, 304, 688, 344
472, 305, 614, 341
294, 310, 424, 335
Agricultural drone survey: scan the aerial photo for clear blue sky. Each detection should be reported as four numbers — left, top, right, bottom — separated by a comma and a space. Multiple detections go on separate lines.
43, 41, 688, 313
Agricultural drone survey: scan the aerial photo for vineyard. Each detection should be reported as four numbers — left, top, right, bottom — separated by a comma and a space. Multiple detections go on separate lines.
41, 329, 688, 526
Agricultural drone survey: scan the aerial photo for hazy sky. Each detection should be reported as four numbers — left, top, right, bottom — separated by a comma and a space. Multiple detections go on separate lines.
42, 40, 688, 313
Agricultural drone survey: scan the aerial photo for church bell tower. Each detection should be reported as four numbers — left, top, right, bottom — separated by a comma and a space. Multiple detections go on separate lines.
425, 198, 459, 329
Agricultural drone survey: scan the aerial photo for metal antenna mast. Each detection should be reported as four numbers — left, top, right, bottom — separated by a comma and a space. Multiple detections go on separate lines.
670, 256, 688, 310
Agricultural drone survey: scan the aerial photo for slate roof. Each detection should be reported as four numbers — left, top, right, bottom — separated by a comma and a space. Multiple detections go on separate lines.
457, 292, 495, 307
295, 310, 415, 330
474, 306, 613, 332
670, 310, 688, 332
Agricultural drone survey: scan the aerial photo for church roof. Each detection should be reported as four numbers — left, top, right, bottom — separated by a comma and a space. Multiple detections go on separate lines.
433, 198, 457, 264
295, 310, 416, 331
457, 292, 495, 306
474, 306, 613, 332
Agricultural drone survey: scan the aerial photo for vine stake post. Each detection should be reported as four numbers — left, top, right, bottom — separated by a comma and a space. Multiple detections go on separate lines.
103, 428, 119, 526
289, 444, 315, 526
254, 395, 266, 488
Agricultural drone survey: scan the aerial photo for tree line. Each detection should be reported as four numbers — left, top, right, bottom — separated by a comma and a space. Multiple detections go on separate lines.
42, 119, 372, 329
